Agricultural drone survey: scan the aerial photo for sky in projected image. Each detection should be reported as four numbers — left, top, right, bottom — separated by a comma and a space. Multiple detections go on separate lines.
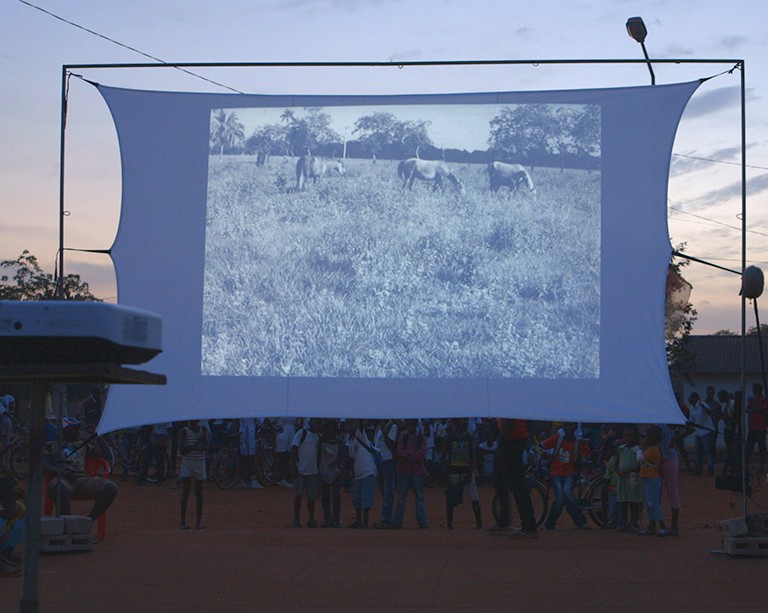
202, 102, 601, 380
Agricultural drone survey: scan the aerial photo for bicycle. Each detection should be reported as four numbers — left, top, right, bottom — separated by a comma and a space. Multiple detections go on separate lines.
491, 449, 610, 529
210, 420, 279, 489
111, 431, 171, 484
210, 439, 239, 490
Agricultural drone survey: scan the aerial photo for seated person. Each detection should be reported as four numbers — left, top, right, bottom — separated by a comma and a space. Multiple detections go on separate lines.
45, 417, 118, 521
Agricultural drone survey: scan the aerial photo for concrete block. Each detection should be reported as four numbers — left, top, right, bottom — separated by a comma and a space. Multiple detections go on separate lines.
61, 514, 92, 535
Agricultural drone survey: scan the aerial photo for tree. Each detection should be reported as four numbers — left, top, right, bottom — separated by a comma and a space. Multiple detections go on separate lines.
280, 107, 341, 156
209, 109, 245, 156
666, 243, 697, 375
488, 105, 555, 160
353, 112, 432, 159
244, 124, 287, 157
0, 251, 99, 301
488, 104, 600, 166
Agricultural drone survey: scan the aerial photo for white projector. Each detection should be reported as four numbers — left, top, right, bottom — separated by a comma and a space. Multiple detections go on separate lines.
0, 301, 162, 365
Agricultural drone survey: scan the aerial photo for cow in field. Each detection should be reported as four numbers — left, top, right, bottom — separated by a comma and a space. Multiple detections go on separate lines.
295, 155, 346, 191
487, 161, 536, 195
397, 158, 465, 194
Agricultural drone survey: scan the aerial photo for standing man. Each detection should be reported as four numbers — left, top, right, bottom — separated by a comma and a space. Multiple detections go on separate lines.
390, 418, 429, 529
689, 392, 715, 476
291, 418, 322, 528
490, 418, 537, 537
373, 419, 398, 528
443, 418, 483, 529
746, 383, 768, 475
656, 421, 693, 536
179, 420, 208, 530
346, 419, 378, 529
701, 386, 723, 469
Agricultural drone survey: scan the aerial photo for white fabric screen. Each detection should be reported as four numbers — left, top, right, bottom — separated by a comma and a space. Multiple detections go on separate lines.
96, 80, 700, 432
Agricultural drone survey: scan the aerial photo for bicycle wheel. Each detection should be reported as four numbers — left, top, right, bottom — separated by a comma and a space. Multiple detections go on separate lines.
491, 480, 549, 529
138, 447, 171, 483
255, 448, 276, 486
580, 477, 611, 529
211, 449, 238, 490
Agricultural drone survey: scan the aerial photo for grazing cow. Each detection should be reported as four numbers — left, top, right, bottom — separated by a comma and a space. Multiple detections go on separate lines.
295, 155, 345, 191
487, 161, 536, 195
397, 158, 465, 194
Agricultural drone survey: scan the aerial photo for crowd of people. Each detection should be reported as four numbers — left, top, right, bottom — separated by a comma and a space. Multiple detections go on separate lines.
2, 380, 768, 579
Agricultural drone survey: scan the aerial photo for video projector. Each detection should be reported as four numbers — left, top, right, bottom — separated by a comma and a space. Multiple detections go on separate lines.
0, 301, 162, 365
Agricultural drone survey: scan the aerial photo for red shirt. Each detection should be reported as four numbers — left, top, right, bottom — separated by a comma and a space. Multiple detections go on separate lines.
748, 396, 768, 431
542, 435, 590, 476
497, 418, 528, 442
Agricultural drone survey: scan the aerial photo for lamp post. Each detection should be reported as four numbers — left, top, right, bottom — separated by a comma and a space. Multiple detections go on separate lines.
626, 16, 656, 85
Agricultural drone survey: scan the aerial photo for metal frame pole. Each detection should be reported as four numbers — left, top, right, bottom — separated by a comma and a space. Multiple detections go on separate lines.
739, 61, 749, 520
57, 67, 68, 299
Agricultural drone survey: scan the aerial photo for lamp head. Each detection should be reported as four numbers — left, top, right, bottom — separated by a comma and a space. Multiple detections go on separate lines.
626, 17, 648, 44
742, 265, 764, 299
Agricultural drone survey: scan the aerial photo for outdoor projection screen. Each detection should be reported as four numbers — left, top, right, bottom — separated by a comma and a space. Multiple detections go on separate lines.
96, 80, 700, 433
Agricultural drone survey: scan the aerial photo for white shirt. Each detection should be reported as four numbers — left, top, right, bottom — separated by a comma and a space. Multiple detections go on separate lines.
347, 430, 377, 479
274, 417, 296, 453
292, 429, 320, 475
690, 402, 715, 437
478, 440, 498, 475
374, 423, 398, 462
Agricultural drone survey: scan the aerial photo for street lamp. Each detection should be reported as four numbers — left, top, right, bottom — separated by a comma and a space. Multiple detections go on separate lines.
626, 16, 656, 85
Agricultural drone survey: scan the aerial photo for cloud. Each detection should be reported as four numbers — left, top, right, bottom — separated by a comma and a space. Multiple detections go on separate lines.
684, 86, 740, 119
715, 35, 748, 52
686, 172, 768, 210
661, 44, 695, 57
670, 144, 757, 176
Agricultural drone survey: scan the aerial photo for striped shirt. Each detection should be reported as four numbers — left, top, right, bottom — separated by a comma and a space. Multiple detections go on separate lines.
181, 426, 207, 460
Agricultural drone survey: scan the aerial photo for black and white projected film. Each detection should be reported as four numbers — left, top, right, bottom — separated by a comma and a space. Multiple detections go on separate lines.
202, 103, 600, 380
97, 80, 701, 432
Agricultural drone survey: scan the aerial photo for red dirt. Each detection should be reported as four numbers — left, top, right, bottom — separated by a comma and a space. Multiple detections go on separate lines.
2, 471, 767, 612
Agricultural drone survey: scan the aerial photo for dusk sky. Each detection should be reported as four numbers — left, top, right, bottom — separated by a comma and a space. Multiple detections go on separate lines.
2, 0, 767, 334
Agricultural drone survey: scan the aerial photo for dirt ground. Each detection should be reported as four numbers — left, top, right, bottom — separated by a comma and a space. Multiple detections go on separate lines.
3, 469, 768, 612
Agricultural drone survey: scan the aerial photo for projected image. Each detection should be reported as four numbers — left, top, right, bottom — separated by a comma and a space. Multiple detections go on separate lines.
202, 102, 601, 379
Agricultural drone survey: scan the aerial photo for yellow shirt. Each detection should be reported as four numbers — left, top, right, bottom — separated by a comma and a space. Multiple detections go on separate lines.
639, 445, 661, 479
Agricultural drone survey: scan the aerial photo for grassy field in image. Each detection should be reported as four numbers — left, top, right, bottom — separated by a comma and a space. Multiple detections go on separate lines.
202, 155, 600, 379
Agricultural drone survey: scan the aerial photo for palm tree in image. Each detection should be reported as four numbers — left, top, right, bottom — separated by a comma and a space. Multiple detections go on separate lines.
210, 109, 245, 157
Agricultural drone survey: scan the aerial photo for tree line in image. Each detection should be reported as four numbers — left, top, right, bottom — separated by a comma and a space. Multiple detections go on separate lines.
209, 104, 601, 170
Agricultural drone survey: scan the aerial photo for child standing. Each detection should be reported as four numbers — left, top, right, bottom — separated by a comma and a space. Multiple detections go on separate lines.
615, 426, 643, 531
345, 419, 378, 529
476, 430, 498, 486
290, 418, 321, 528
638, 425, 666, 535
542, 423, 590, 530
179, 420, 208, 530
602, 440, 619, 529
443, 418, 483, 529
319, 420, 346, 528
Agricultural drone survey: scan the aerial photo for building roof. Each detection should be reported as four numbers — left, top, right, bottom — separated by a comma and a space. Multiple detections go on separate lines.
680, 334, 768, 376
